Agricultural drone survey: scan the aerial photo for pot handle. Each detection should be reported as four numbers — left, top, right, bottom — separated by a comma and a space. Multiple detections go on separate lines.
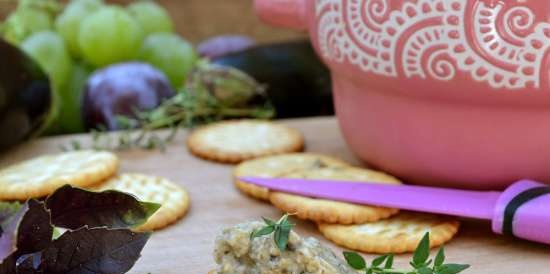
254, 0, 308, 31
492, 180, 550, 245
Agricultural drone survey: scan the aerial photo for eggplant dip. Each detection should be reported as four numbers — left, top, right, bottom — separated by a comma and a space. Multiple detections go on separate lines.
212, 221, 357, 274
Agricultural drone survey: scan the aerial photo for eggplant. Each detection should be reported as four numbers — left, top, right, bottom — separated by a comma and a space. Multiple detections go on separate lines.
211, 40, 333, 118
198, 35, 256, 59
0, 38, 52, 151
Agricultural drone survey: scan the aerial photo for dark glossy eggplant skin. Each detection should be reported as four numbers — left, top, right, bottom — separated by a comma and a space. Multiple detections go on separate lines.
212, 40, 333, 118
0, 39, 51, 152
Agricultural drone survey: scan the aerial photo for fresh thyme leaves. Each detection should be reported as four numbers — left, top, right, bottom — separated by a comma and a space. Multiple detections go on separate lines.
251, 215, 469, 274
60, 122, 181, 152
251, 214, 294, 251
343, 232, 470, 274
61, 63, 275, 152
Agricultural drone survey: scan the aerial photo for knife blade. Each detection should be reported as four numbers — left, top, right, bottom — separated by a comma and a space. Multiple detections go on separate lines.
240, 176, 500, 219
239, 177, 550, 244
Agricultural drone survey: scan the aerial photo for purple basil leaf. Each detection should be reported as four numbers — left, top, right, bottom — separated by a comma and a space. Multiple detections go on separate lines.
18, 227, 151, 274
0, 253, 16, 274
0, 200, 52, 260
0, 200, 52, 274
15, 200, 53, 256
46, 185, 160, 230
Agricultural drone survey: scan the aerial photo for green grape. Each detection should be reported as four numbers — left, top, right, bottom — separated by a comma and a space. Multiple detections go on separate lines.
78, 6, 144, 66
139, 33, 197, 87
21, 31, 72, 90
2, 8, 53, 45
57, 62, 91, 133
128, 1, 173, 35
55, 0, 103, 58
18, 0, 60, 13
67, 0, 104, 8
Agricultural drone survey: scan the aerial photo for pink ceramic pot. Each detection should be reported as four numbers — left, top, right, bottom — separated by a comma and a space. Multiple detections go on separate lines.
255, 0, 550, 190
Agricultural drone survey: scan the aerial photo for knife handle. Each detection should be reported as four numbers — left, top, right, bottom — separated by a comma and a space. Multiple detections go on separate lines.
492, 180, 550, 244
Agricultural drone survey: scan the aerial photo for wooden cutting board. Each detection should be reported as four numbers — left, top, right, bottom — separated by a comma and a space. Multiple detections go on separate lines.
1, 117, 549, 274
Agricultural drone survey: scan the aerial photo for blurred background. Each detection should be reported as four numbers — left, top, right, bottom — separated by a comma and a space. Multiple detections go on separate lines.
1, 0, 305, 44
0, 0, 333, 151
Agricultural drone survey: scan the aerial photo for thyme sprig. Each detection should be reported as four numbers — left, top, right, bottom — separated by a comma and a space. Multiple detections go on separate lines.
251, 215, 469, 274
343, 233, 470, 274
59, 122, 180, 152
61, 61, 275, 151
251, 214, 294, 251
61, 89, 275, 152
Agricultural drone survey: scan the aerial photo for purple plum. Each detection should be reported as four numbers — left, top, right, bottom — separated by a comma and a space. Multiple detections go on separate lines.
82, 62, 174, 130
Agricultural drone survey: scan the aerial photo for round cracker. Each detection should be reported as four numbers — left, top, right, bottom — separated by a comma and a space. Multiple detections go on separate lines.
92, 173, 190, 231
318, 212, 460, 254
187, 120, 304, 164
0, 150, 119, 200
233, 153, 349, 201
269, 166, 401, 224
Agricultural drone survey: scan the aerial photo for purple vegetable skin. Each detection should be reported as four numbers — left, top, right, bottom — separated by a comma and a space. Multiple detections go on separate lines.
82, 62, 175, 130
198, 35, 255, 59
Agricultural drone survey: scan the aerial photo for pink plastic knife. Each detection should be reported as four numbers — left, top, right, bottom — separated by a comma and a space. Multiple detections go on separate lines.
239, 177, 550, 245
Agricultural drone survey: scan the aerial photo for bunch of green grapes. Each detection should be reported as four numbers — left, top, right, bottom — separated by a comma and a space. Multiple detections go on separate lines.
1, 0, 198, 133
1, 0, 58, 45
56, 0, 195, 71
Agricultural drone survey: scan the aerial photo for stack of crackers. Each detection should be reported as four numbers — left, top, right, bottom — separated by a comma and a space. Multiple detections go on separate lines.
186, 119, 460, 254
233, 153, 461, 254
0, 150, 189, 231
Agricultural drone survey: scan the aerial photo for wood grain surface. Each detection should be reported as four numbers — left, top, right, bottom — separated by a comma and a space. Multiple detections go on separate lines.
0, 117, 549, 274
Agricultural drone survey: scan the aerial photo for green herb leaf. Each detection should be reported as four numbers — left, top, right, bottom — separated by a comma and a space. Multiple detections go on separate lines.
46, 185, 160, 230
343, 231, 470, 274
384, 254, 394, 269
434, 247, 445, 267
251, 225, 275, 239
343, 251, 366, 270
273, 214, 294, 251
278, 214, 290, 225
252, 214, 294, 251
437, 264, 470, 274
417, 266, 434, 274
372, 254, 388, 267
412, 232, 431, 267
262, 217, 276, 226
274, 222, 292, 251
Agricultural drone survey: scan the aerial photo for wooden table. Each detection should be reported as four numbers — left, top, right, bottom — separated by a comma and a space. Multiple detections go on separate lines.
1, 117, 549, 274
